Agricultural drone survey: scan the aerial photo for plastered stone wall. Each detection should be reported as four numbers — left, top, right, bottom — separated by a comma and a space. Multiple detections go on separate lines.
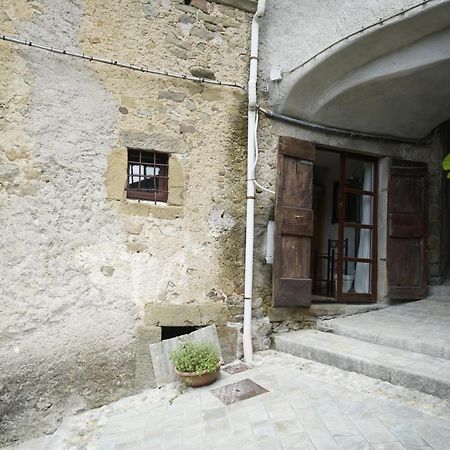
251, 0, 448, 330
0, 0, 250, 444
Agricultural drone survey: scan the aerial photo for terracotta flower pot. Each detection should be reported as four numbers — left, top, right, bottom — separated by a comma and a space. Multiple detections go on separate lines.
175, 362, 221, 387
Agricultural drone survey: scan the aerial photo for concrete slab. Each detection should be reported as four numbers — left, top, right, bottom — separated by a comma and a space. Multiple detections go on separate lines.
274, 329, 450, 398
318, 299, 450, 360
149, 324, 223, 387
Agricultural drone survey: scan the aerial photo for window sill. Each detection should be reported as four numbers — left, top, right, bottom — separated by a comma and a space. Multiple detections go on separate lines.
117, 199, 183, 219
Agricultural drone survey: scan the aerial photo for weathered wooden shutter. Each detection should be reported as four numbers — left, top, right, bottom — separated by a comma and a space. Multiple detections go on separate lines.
387, 159, 428, 299
272, 137, 315, 307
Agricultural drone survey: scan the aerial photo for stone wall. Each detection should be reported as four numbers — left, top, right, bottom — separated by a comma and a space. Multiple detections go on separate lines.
0, 0, 250, 445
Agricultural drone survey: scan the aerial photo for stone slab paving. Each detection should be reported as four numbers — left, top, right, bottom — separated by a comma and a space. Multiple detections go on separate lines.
318, 299, 450, 360
3, 351, 450, 450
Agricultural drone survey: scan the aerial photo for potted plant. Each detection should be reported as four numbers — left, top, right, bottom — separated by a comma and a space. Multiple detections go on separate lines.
170, 341, 221, 387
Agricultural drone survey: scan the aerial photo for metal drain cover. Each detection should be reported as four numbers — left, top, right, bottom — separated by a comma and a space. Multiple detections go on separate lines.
210, 378, 268, 405
223, 363, 249, 374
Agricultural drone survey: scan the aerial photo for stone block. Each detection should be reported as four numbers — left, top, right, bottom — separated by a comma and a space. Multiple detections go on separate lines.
119, 131, 187, 154
216, 325, 238, 363
120, 96, 136, 108
251, 307, 264, 319
179, 123, 196, 133
149, 205, 183, 220
126, 241, 149, 253
6, 181, 40, 197
191, 0, 214, 14
135, 326, 161, 389
23, 167, 42, 180
100, 266, 114, 277
0, 164, 19, 182
191, 27, 215, 41
122, 220, 143, 235
157, 90, 186, 102
252, 317, 271, 351
145, 303, 229, 327
106, 148, 127, 200
166, 35, 192, 51
267, 307, 309, 322
228, 305, 244, 316
189, 65, 216, 80
201, 87, 223, 102
186, 84, 204, 96
5, 147, 29, 161
168, 46, 188, 60
252, 297, 263, 309
167, 186, 184, 206
169, 155, 185, 187
204, 22, 222, 32
209, 0, 256, 13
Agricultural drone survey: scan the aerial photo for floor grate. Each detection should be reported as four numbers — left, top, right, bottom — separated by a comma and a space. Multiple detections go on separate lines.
210, 378, 268, 405
223, 363, 249, 374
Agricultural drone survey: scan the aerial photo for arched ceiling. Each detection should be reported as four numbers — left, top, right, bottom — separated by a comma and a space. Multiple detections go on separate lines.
280, 1, 450, 140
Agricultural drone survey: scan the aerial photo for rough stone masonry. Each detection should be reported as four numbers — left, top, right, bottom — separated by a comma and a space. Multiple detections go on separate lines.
0, 0, 253, 445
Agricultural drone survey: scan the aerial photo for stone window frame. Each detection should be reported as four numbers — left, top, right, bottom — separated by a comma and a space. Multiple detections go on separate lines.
106, 132, 185, 218
126, 148, 169, 203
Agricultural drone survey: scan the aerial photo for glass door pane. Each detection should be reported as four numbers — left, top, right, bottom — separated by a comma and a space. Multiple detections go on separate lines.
337, 155, 377, 301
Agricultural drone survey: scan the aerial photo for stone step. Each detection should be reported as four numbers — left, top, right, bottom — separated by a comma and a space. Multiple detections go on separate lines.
317, 300, 450, 360
428, 285, 450, 298
273, 329, 450, 398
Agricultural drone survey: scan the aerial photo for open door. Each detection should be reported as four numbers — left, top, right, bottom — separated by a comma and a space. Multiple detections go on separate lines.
272, 137, 315, 307
387, 159, 428, 299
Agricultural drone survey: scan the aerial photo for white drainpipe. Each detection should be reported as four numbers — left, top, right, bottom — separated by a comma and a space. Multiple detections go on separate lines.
243, 0, 266, 364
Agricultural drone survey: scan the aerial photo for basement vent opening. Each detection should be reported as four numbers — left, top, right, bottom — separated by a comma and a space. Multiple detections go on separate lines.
161, 326, 200, 341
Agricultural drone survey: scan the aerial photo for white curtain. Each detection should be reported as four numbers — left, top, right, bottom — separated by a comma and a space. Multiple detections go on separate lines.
354, 163, 372, 293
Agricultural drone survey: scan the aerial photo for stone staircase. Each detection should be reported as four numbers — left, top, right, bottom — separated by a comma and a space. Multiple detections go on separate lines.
428, 284, 450, 301
273, 298, 450, 398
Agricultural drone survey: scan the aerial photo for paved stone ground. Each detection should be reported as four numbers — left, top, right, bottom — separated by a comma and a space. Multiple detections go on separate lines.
4, 351, 450, 450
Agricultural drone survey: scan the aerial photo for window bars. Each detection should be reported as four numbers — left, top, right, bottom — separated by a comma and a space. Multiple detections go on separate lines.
127, 149, 169, 203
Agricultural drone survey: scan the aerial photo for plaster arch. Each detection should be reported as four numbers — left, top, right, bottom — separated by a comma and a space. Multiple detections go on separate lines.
275, 1, 450, 140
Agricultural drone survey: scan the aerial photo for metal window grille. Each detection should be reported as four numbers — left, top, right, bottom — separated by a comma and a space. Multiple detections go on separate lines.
127, 149, 169, 203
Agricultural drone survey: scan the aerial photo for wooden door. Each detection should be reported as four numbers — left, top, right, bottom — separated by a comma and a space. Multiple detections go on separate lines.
272, 137, 315, 307
387, 159, 428, 299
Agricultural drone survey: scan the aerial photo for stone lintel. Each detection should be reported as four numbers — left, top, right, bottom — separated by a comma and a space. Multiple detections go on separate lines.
119, 131, 187, 154
145, 303, 229, 327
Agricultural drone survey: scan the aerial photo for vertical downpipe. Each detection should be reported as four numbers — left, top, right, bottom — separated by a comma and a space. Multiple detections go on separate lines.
243, 0, 266, 364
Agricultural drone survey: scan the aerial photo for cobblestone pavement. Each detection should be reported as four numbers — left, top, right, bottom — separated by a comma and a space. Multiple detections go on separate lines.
4, 351, 450, 450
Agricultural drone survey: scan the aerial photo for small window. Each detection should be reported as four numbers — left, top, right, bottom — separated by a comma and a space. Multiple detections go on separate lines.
127, 149, 169, 203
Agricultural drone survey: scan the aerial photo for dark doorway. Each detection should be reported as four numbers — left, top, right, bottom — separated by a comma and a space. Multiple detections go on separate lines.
161, 326, 199, 341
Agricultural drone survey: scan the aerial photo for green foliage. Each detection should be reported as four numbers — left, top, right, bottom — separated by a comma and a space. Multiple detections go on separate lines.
170, 341, 220, 374
443, 153, 450, 179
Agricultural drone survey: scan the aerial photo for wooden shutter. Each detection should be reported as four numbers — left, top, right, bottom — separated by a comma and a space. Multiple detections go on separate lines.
272, 137, 315, 307
387, 159, 428, 299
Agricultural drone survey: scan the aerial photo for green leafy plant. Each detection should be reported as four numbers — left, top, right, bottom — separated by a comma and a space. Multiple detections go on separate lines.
170, 341, 220, 374
443, 153, 450, 179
